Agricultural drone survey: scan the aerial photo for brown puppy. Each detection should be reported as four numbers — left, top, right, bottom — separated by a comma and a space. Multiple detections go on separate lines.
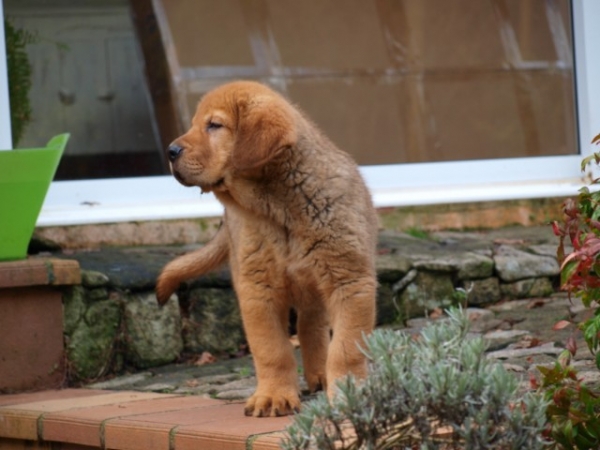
156, 81, 377, 417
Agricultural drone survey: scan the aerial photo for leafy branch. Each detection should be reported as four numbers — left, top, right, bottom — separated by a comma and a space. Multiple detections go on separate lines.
5, 18, 37, 146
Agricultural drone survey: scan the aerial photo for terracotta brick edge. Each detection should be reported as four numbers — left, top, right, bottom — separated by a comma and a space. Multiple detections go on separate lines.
0, 258, 81, 288
0, 390, 296, 450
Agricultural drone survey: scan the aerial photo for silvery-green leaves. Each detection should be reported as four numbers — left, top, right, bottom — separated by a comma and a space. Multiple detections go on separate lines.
282, 308, 547, 450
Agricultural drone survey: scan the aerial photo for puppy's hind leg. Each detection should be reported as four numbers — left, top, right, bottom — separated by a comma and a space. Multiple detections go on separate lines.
156, 227, 229, 305
325, 277, 376, 398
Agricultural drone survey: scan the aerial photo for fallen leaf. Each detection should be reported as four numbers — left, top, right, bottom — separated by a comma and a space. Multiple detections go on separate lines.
468, 311, 483, 321
429, 308, 443, 319
493, 239, 526, 245
432, 425, 453, 438
553, 320, 571, 330
503, 363, 526, 372
514, 336, 542, 349
194, 351, 216, 366
527, 299, 546, 309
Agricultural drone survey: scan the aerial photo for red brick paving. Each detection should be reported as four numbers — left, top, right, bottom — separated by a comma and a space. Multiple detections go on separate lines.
0, 389, 291, 450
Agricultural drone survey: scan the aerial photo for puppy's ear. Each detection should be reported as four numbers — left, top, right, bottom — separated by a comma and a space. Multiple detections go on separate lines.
233, 97, 297, 172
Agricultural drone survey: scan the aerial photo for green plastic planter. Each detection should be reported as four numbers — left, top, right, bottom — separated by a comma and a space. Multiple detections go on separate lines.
0, 134, 69, 261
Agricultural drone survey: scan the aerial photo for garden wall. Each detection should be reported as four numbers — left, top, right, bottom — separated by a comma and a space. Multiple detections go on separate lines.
61, 226, 561, 383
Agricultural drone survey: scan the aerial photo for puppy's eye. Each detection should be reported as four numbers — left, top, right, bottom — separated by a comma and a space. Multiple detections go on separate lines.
206, 121, 223, 131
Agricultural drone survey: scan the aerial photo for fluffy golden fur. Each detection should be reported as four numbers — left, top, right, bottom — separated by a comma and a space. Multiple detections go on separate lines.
156, 81, 377, 417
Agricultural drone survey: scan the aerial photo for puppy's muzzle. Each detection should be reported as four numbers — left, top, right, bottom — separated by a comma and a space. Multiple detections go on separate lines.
168, 144, 184, 162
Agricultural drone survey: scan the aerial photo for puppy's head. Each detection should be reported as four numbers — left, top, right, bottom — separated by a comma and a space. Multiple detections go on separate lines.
167, 81, 297, 193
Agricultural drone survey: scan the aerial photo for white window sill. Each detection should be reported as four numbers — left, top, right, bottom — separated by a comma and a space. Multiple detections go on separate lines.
38, 172, 583, 227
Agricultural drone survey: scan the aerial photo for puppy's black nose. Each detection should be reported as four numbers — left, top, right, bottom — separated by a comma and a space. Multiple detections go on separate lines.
167, 144, 184, 162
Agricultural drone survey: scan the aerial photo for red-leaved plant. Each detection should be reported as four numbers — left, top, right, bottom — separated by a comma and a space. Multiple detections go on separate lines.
543, 134, 600, 449
536, 346, 600, 449
553, 133, 600, 368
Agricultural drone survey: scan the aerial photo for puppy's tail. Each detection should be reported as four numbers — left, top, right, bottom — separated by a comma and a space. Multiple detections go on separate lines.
156, 226, 229, 305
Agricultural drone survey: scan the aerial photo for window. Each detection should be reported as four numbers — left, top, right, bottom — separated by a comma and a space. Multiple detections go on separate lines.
0, 2, 10, 149
5, 0, 164, 180
1, 1, 598, 226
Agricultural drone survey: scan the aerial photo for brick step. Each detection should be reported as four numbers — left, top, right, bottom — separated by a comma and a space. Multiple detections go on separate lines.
0, 389, 289, 450
0, 258, 80, 392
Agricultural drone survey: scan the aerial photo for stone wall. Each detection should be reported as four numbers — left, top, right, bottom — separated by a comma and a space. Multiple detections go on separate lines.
34, 198, 563, 250
61, 226, 561, 382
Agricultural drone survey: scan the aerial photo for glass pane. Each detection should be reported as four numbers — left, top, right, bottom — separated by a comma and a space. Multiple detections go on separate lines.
7, 0, 577, 180
163, 0, 577, 166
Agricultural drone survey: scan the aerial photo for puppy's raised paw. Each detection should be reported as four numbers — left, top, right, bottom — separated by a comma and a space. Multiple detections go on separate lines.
244, 390, 301, 418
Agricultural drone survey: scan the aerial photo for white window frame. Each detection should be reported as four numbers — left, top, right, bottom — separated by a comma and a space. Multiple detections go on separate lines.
1, 0, 599, 226
0, 1, 11, 149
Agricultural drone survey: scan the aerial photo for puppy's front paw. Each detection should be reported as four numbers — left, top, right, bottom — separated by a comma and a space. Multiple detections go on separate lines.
244, 389, 301, 417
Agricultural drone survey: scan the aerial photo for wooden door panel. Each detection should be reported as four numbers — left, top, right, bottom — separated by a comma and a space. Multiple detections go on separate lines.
107, 36, 156, 153
12, 8, 157, 160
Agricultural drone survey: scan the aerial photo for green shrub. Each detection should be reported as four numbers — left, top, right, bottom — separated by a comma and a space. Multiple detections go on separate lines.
5, 19, 37, 146
282, 308, 548, 450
